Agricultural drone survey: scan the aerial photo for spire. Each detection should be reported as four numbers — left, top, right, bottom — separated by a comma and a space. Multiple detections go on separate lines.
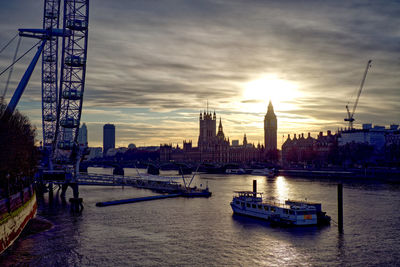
217, 117, 224, 139
268, 100, 274, 112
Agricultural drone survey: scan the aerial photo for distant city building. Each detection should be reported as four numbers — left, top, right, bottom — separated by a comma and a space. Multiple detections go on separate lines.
105, 147, 128, 157
78, 123, 88, 147
87, 147, 102, 160
197, 111, 230, 162
339, 124, 399, 152
137, 146, 159, 152
103, 124, 115, 156
385, 125, 400, 147
160, 109, 266, 163
128, 143, 136, 149
282, 131, 337, 167
264, 101, 277, 151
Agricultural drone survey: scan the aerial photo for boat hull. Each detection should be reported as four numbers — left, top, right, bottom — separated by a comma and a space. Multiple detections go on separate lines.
0, 187, 37, 254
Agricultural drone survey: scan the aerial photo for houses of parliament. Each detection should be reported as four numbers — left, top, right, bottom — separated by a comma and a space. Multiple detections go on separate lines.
160, 101, 277, 163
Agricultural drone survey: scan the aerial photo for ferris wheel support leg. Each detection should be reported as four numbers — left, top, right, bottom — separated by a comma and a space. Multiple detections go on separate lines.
2, 40, 46, 120
69, 183, 82, 213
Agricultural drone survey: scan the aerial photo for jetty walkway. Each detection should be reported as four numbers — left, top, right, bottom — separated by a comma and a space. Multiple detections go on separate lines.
77, 173, 185, 193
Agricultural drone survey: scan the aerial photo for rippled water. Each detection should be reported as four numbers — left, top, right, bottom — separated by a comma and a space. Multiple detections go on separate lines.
1, 168, 400, 266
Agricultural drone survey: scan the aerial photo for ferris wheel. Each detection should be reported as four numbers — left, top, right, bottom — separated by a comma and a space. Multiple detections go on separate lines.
42, 0, 61, 148
1, 0, 89, 168
53, 0, 89, 165
42, 0, 89, 166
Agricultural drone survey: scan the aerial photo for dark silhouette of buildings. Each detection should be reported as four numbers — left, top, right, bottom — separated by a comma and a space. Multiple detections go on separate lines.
78, 123, 88, 147
160, 107, 272, 164
103, 124, 115, 156
264, 101, 277, 152
282, 131, 337, 167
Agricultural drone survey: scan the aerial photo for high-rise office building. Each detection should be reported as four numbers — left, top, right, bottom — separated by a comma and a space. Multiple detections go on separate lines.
264, 101, 277, 151
103, 124, 115, 155
78, 123, 88, 147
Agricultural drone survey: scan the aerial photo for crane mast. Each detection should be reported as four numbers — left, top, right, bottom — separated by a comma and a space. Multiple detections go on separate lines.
344, 59, 372, 129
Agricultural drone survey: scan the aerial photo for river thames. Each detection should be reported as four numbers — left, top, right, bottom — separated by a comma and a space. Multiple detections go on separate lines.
1, 168, 399, 266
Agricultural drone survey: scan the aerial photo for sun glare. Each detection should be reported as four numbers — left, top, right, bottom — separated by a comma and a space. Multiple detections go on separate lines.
242, 75, 300, 112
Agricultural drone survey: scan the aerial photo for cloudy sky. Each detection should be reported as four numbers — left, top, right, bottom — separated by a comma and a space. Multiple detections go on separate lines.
1, 0, 399, 149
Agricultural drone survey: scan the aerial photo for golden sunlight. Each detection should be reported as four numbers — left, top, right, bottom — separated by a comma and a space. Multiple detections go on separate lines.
242, 75, 300, 112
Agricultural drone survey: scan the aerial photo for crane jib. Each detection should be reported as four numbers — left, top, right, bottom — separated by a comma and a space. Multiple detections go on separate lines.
344, 59, 372, 129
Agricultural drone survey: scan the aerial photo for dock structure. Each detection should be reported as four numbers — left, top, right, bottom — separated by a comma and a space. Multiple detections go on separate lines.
77, 173, 185, 192
37, 172, 211, 209
77, 173, 211, 197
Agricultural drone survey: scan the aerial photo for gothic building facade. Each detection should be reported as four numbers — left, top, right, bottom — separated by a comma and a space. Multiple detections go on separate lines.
160, 106, 277, 164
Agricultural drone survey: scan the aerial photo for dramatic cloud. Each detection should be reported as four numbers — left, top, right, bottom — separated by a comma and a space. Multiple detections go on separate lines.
1, 0, 399, 148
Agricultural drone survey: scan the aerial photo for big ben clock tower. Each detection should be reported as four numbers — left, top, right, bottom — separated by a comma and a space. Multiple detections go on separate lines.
264, 101, 277, 151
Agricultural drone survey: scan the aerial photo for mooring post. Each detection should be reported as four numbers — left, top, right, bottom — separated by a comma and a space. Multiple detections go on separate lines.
253, 180, 257, 197
338, 183, 343, 233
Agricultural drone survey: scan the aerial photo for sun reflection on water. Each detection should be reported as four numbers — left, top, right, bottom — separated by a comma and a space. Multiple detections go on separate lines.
275, 176, 289, 202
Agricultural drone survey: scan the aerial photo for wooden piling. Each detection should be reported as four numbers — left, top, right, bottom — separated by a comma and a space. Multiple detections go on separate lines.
253, 180, 257, 196
338, 183, 343, 233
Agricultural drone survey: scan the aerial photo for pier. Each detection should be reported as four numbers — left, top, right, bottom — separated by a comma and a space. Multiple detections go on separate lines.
36, 170, 211, 211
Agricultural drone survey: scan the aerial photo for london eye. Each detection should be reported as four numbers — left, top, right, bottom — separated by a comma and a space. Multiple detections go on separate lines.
1, 0, 89, 170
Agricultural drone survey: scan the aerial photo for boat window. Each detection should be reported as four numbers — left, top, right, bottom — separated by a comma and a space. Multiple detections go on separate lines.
283, 209, 288, 214
264, 206, 269, 211
235, 201, 240, 204
270, 207, 276, 212
252, 204, 256, 209
246, 203, 250, 208
258, 205, 262, 209
289, 210, 295, 215
241, 202, 244, 207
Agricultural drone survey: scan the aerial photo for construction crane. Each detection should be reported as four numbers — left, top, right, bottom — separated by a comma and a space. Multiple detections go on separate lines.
344, 59, 372, 129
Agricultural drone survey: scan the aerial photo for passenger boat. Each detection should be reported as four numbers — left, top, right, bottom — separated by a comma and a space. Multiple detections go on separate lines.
230, 181, 330, 226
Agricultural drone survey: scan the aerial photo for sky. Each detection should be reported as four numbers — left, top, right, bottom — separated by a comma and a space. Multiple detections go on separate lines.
0, 0, 399, 149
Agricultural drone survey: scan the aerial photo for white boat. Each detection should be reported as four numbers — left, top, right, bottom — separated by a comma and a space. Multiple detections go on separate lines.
226, 168, 246, 175
251, 168, 275, 177
230, 191, 330, 226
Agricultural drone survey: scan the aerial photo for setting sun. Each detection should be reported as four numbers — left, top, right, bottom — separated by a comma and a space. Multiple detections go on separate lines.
242, 75, 300, 112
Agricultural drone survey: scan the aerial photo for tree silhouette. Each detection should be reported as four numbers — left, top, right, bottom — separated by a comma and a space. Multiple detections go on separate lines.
0, 103, 38, 197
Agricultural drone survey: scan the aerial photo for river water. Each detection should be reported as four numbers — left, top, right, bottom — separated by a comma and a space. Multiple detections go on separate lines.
1, 168, 399, 266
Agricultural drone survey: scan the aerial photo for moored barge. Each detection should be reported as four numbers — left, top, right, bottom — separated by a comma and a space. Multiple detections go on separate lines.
230, 181, 330, 226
